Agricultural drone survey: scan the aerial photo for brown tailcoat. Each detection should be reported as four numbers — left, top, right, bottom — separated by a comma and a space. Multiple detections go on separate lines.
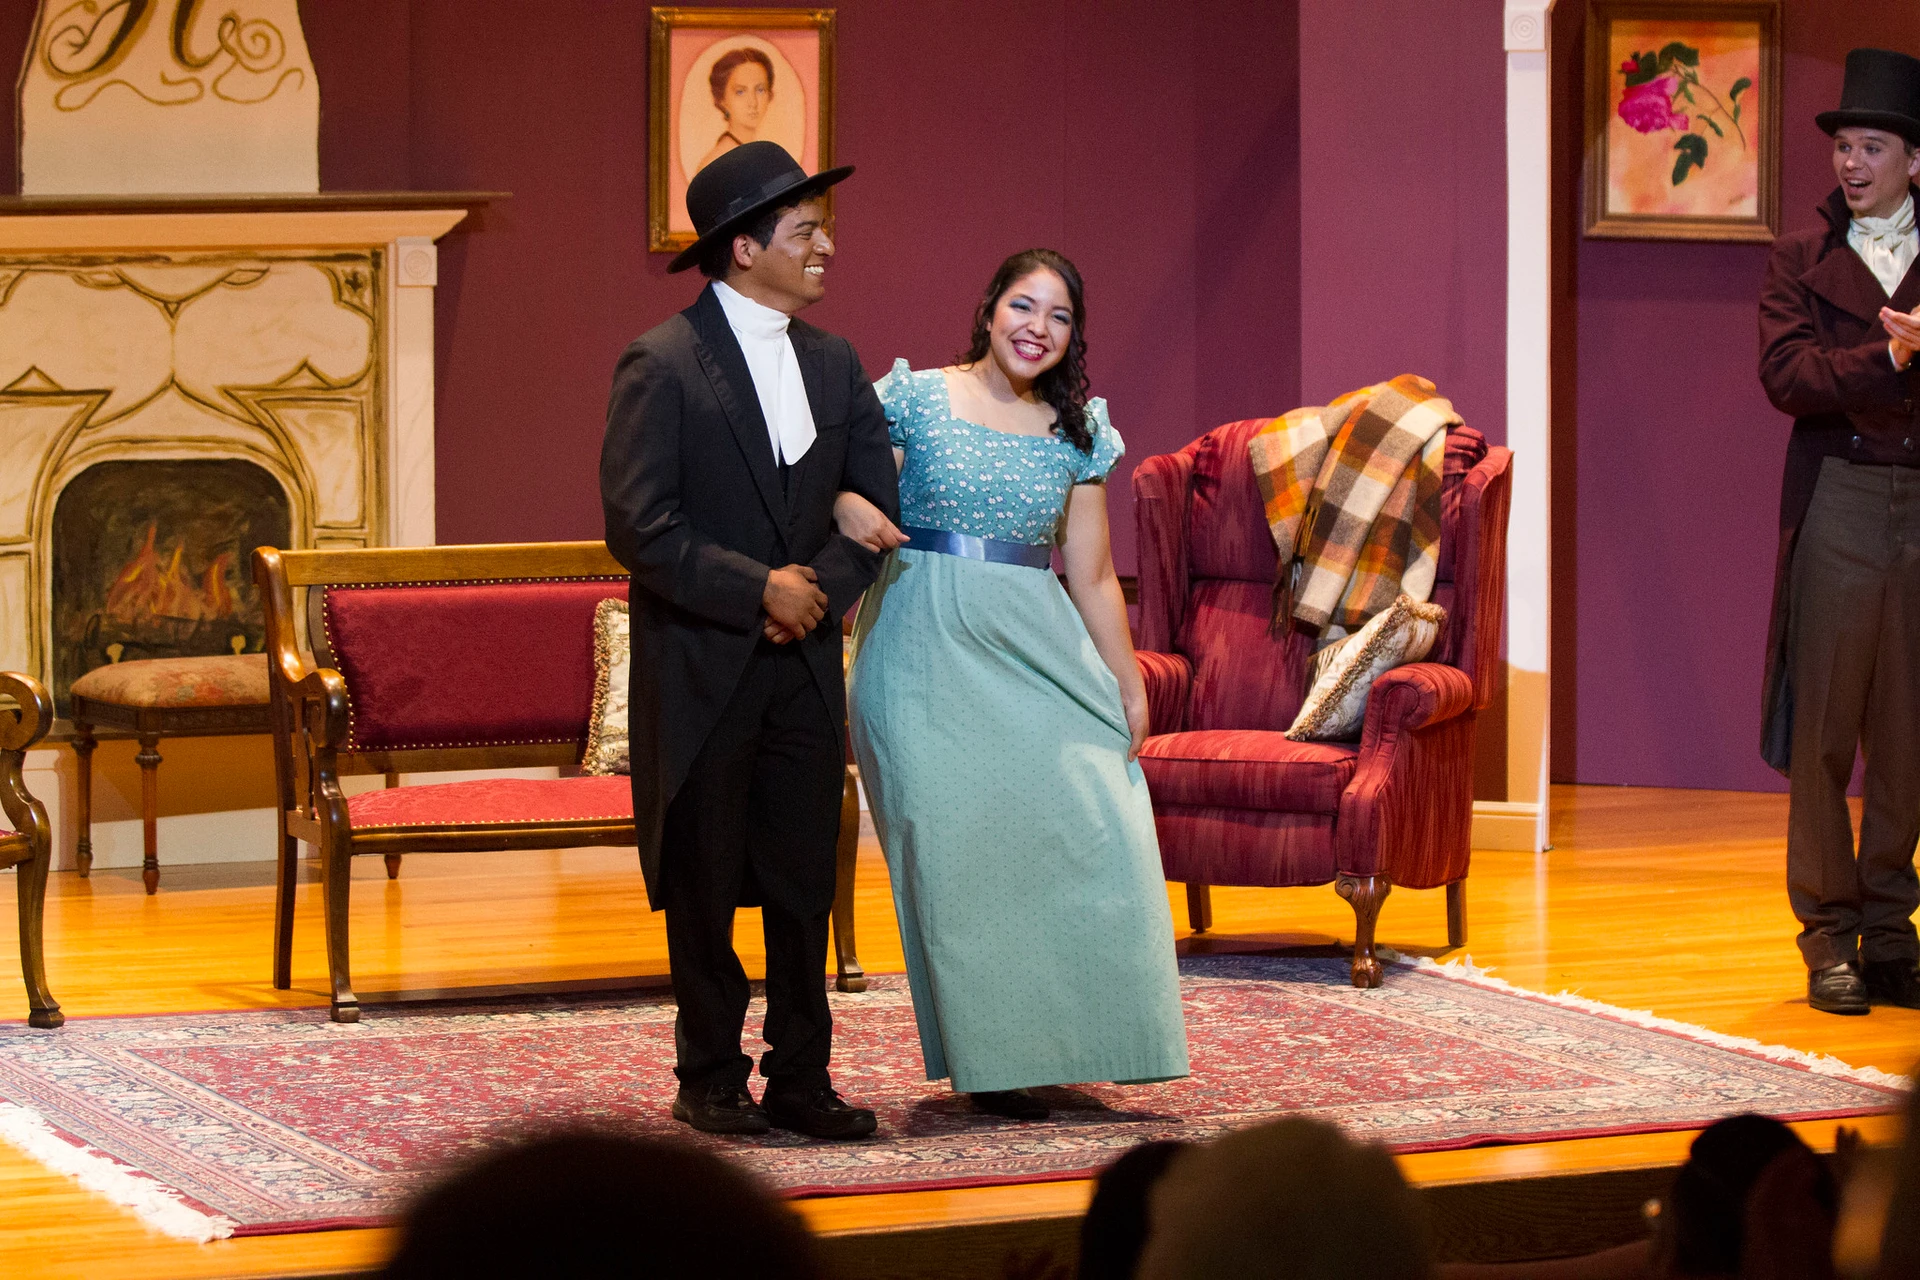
1758, 186, 1920, 771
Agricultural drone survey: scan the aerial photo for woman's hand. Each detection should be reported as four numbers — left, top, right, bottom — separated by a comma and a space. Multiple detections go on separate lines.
834, 490, 909, 554
1879, 305, 1920, 369
1121, 683, 1151, 762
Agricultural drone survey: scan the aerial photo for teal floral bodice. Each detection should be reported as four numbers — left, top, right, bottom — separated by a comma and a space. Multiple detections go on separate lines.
872, 360, 1123, 547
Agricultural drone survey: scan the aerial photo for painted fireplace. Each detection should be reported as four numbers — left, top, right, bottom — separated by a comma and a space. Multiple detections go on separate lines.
0, 202, 473, 716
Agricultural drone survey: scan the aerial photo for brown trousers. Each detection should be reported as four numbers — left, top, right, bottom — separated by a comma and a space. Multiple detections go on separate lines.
1786, 457, 1920, 970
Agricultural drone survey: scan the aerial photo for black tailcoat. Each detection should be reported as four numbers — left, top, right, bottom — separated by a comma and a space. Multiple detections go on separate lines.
600, 285, 900, 905
1757, 186, 1920, 770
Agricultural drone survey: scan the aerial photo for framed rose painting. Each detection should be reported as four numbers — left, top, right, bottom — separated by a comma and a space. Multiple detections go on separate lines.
1583, 1, 1780, 242
648, 7, 837, 254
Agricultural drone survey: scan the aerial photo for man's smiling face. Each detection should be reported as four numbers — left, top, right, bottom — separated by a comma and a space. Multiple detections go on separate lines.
731, 199, 832, 314
1833, 126, 1920, 218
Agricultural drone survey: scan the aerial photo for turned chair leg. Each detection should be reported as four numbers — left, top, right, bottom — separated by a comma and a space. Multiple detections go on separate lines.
71, 722, 94, 879
272, 821, 300, 990
1186, 882, 1213, 933
832, 767, 866, 993
321, 842, 358, 1023
1447, 879, 1467, 949
382, 773, 402, 880
1336, 873, 1392, 988
135, 732, 162, 894
17, 829, 62, 1029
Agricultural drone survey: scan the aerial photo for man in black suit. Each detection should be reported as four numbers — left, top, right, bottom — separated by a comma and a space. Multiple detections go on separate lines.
601, 143, 901, 1137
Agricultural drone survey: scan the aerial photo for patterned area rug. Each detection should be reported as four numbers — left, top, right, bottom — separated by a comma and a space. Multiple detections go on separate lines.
0, 955, 1902, 1240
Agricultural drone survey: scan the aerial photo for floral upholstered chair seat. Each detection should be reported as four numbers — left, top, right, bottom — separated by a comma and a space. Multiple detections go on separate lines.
69, 654, 270, 708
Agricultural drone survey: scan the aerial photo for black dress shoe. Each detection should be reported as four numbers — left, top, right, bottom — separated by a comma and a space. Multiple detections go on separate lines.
672, 1084, 771, 1135
1809, 962, 1869, 1016
970, 1089, 1050, 1120
763, 1086, 877, 1140
1864, 958, 1920, 1009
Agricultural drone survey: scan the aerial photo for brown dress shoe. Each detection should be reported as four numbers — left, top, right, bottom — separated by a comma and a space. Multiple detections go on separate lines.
1863, 958, 1920, 1008
1808, 962, 1869, 1015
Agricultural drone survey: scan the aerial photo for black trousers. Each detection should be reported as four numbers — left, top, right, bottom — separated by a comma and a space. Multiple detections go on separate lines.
1786, 457, 1920, 971
660, 639, 843, 1093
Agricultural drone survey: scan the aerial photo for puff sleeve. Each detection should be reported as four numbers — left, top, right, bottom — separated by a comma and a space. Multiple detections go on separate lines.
873, 357, 915, 450
1075, 398, 1124, 483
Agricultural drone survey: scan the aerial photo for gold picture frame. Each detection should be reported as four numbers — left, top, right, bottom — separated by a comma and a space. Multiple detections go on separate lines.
1583, 0, 1780, 242
648, 6, 837, 254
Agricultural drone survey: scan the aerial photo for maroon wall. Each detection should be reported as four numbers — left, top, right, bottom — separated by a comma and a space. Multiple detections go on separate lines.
1298, 0, 1509, 446
0, 0, 1303, 572
1566, 5, 1920, 792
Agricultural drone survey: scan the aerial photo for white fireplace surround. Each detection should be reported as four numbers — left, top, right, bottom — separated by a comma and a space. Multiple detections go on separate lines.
2, 195, 484, 870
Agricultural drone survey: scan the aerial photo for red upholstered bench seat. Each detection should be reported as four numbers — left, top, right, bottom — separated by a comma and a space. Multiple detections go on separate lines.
1138, 731, 1357, 815
346, 776, 633, 831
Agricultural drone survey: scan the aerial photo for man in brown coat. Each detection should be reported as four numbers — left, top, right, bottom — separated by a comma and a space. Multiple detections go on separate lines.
1758, 48, 1920, 1015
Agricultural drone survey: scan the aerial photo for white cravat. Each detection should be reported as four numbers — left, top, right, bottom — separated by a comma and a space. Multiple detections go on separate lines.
1849, 194, 1918, 297
712, 281, 816, 467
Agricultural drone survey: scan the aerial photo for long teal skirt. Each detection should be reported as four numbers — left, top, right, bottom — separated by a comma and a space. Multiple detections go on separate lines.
848, 548, 1190, 1093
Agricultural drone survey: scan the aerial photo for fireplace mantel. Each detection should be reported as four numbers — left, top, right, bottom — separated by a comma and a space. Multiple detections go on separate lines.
3, 191, 507, 870
0, 192, 504, 688
0, 191, 502, 252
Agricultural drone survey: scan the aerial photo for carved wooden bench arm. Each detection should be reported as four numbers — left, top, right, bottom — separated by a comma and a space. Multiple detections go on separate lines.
0, 670, 63, 1027
0, 670, 53, 826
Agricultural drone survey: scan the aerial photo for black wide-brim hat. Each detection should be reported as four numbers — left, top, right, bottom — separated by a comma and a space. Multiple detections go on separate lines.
1817, 47, 1920, 144
668, 141, 853, 274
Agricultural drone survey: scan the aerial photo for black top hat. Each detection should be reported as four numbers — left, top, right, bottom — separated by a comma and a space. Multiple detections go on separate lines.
1817, 48, 1920, 145
668, 141, 853, 274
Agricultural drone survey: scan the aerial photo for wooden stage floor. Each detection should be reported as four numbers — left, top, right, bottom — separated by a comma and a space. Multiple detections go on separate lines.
0, 784, 1913, 1278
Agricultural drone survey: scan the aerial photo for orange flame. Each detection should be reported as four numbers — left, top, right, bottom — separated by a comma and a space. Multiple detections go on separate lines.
104, 525, 236, 624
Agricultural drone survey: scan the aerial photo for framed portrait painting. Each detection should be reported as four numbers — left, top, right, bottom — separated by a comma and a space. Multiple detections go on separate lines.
1583, 0, 1781, 242
648, 7, 836, 254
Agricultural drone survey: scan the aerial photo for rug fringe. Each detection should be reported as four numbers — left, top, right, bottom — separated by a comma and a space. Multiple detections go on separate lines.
0, 1103, 237, 1242
1393, 953, 1912, 1092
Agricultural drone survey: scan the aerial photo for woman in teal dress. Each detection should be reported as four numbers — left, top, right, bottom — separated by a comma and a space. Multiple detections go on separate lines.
832, 249, 1189, 1119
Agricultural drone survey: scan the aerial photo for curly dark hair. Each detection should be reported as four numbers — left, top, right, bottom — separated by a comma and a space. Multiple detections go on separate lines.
957, 248, 1092, 453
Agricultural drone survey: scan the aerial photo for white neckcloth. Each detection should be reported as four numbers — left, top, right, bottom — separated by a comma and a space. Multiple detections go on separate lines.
712, 281, 816, 467
1849, 194, 1918, 298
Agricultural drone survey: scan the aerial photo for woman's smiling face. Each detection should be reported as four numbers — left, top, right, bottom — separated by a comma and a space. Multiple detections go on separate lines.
1832, 126, 1920, 218
988, 269, 1074, 382
721, 63, 770, 131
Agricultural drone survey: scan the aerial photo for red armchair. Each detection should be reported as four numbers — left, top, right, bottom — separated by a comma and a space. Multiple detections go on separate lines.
1131, 421, 1512, 987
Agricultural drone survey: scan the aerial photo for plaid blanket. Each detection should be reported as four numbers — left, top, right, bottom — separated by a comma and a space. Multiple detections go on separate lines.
1248, 374, 1457, 636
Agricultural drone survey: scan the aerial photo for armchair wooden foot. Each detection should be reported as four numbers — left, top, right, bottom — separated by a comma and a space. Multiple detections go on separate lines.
1447, 879, 1467, 948
832, 767, 866, 993
1336, 873, 1391, 989
1186, 882, 1213, 933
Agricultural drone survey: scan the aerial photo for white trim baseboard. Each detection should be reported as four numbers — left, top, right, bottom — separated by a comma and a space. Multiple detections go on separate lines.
1472, 800, 1546, 852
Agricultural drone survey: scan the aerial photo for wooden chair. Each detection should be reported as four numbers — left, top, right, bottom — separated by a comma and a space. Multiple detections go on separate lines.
255, 541, 864, 1023
1, 671, 64, 1027
1131, 423, 1512, 987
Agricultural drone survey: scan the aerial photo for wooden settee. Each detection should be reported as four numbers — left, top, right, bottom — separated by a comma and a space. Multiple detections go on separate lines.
255, 541, 865, 1024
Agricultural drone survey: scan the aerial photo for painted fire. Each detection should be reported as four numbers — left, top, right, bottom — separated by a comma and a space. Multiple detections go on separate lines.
105, 525, 238, 625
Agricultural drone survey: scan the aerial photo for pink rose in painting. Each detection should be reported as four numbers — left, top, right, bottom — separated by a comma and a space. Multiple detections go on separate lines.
1618, 74, 1689, 133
